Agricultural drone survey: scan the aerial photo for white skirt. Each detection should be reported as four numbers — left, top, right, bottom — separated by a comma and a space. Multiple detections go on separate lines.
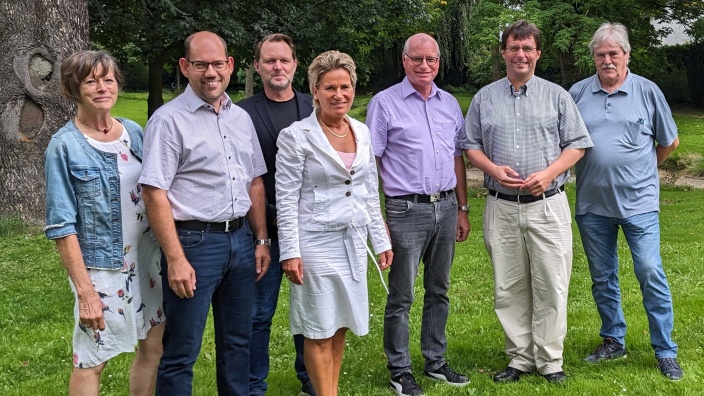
289, 227, 369, 339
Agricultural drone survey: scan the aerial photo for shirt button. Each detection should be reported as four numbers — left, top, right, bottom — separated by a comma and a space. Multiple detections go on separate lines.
350, 170, 355, 175
516, 128, 520, 131
345, 192, 351, 197
345, 180, 351, 185
516, 145, 520, 148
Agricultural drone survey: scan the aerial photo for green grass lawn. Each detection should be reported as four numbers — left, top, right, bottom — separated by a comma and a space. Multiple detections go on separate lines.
2, 186, 703, 395
3, 93, 702, 395
672, 113, 704, 158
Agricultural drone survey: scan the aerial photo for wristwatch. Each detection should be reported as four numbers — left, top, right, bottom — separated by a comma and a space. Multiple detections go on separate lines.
458, 205, 470, 212
255, 239, 272, 246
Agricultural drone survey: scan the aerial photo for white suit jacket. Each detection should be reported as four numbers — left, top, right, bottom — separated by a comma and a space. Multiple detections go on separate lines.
275, 111, 391, 261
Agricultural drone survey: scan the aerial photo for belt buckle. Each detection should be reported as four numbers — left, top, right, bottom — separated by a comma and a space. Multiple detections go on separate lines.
429, 193, 440, 203
224, 219, 232, 232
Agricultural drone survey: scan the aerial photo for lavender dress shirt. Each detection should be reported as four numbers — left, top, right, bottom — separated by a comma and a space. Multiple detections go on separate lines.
366, 78, 469, 196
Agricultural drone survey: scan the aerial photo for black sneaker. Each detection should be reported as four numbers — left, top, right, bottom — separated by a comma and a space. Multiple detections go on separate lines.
585, 338, 626, 363
424, 364, 470, 386
390, 372, 424, 396
658, 358, 684, 381
300, 378, 317, 396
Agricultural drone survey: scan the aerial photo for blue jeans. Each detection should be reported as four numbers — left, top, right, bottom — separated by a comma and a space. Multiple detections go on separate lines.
249, 239, 308, 395
156, 223, 255, 396
576, 211, 678, 358
383, 193, 458, 377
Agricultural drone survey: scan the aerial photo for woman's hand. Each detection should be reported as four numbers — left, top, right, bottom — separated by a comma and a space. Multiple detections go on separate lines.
55, 235, 106, 331
283, 257, 304, 285
77, 290, 106, 331
378, 250, 393, 270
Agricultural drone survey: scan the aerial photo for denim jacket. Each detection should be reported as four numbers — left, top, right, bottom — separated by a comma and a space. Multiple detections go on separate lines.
44, 118, 144, 270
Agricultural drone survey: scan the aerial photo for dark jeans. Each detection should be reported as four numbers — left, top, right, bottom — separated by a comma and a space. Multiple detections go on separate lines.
383, 193, 458, 377
250, 239, 308, 395
156, 223, 255, 396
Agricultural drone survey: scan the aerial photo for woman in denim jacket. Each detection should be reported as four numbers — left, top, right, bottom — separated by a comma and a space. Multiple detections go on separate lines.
44, 50, 164, 396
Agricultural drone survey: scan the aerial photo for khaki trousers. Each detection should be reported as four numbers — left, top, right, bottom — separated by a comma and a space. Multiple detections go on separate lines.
483, 192, 572, 375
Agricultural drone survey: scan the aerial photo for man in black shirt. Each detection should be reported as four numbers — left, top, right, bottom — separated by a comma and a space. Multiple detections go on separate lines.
235, 33, 315, 396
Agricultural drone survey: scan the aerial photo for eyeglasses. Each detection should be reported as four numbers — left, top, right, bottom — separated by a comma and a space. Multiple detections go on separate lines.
506, 46, 537, 54
404, 54, 439, 66
187, 60, 229, 72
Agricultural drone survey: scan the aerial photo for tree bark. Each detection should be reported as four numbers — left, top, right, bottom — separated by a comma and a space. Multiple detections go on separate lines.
0, 0, 89, 224
147, 56, 165, 118
558, 49, 581, 88
245, 63, 254, 98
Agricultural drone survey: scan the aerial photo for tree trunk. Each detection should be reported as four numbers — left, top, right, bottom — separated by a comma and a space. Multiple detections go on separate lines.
0, 0, 89, 224
147, 56, 165, 118
245, 63, 255, 98
558, 49, 581, 88
492, 46, 502, 82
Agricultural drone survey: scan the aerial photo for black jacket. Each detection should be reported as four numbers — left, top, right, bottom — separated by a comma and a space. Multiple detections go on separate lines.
235, 90, 314, 237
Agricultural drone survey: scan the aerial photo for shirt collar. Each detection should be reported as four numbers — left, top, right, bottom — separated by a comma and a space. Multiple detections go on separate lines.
183, 84, 233, 113
400, 77, 440, 100
504, 75, 537, 96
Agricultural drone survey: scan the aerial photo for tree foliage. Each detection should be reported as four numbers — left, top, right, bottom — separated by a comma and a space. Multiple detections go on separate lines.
90, 0, 441, 115
88, 0, 704, 108
460, 0, 704, 88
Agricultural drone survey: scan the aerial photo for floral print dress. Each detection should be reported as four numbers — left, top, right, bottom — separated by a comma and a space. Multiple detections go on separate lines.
70, 127, 164, 368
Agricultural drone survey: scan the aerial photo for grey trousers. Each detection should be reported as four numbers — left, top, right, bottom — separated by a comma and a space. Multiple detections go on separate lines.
383, 193, 458, 377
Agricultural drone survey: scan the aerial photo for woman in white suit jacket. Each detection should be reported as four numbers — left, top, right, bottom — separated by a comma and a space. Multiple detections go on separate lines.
276, 51, 393, 396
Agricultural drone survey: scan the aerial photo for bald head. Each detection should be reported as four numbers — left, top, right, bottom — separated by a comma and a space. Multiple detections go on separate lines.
184, 31, 228, 60
402, 33, 440, 98
403, 33, 440, 56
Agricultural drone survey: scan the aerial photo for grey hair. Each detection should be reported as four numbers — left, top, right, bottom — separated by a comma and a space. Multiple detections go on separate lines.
589, 22, 630, 55
308, 50, 357, 108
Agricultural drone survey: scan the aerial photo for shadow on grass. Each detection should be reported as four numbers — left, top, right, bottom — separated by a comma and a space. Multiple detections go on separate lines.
0, 214, 26, 237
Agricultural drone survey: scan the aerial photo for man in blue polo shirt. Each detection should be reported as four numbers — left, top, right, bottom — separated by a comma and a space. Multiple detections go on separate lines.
569, 22, 682, 381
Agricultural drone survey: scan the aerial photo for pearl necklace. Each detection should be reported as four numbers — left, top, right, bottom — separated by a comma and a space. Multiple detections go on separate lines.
319, 117, 349, 138
78, 117, 113, 134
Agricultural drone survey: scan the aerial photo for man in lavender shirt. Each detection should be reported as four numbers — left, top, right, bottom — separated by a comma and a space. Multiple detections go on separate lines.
367, 33, 471, 396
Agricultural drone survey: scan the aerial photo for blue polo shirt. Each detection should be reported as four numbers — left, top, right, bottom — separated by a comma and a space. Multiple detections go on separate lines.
569, 71, 678, 219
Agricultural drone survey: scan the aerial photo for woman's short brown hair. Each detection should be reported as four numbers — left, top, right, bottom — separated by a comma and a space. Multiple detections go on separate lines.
61, 50, 124, 102
308, 50, 356, 108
